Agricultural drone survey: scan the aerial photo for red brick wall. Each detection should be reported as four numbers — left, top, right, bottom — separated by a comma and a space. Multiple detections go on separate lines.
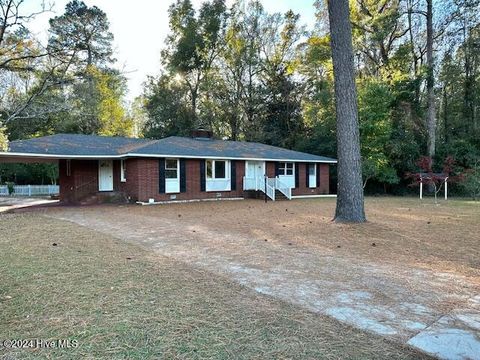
126, 158, 246, 202
59, 158, 331, 203
59, 159, 98, 203
266, 161, 330, 196
292, 163, 330, 196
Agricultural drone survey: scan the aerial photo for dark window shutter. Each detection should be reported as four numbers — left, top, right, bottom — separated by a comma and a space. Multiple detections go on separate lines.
180, 159, 186, 193
317, 163, 321, 188
295, 163, 299, 188
230, 160, 236, 191
158, 159, 165, 194
275, 162, 280, 177
200, 160, 206, 192
306, 163, 310, 187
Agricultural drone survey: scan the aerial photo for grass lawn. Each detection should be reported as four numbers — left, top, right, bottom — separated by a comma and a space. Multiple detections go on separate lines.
0, 213, 431, 359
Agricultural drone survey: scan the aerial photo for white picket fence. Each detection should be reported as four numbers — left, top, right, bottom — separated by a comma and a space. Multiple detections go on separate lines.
0, 185, 59, 196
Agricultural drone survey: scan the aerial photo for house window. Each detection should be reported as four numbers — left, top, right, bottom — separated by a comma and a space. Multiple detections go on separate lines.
120, 160, 126, 182
308, 164, 317, 188
165, 159, 179, 179
279, 162, 294, 176
165, 158, 180, 194
206, 160, 227, 179
205, 160, 230, 191
214, 160, 226, 178
206, 160, 213, 179
66, 160, 71, 176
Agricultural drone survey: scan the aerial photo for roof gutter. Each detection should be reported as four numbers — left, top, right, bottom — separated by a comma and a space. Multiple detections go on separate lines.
0, 151, 337, 164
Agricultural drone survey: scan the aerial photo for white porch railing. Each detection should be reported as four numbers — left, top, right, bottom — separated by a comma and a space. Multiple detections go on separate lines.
243, 176, 265, 192
275, 177, 292, 200
243, 176, 292, 201
0, 185, 59, 196
266, 178, 276, 201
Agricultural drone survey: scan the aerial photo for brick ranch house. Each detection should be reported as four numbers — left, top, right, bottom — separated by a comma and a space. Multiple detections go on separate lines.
0, 132, 337, 204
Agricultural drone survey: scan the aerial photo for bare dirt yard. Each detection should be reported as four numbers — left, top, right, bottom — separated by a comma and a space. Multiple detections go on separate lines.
1, 197, 479, 359
0, 210, 429, 359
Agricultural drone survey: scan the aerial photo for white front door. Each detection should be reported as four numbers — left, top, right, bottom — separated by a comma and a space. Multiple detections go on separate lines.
244, 161, 265, 190
98, 160, 113, 191
246, 161, 265, 179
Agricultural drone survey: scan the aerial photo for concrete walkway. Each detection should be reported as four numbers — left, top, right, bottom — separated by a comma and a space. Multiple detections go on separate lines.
0, 197, 58, 213
47, 206, 480, 360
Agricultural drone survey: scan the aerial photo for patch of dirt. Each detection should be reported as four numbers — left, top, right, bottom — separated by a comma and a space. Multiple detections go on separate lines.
0, 213, 431, 359
41, 197, 480, 358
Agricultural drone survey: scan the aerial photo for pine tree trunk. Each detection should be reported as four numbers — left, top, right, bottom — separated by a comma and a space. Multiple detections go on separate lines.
327, 0, 366, 223
426, 0, 436, 158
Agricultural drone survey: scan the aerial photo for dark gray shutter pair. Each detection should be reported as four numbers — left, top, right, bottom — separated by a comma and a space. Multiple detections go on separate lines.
275, 162, 280, 177
158, 159, 186, 194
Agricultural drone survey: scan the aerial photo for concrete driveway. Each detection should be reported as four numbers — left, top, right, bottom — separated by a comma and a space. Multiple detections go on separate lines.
44, 198, 480, 360
0, 197, 58, 213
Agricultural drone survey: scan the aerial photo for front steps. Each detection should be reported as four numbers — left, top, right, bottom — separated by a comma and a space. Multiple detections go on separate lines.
79, 191, 128, 205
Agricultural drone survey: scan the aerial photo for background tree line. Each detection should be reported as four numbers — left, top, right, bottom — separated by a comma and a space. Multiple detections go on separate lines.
1, 0, 479, 196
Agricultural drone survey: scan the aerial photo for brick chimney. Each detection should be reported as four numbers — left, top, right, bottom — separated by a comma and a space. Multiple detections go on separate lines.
191, 128, 213, 139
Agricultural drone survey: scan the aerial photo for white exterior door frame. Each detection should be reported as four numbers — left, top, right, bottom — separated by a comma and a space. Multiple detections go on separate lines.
244, 160, 266, 190
245, 160, 265, 179
98, 160, 114, 192
165, 158, 180, 193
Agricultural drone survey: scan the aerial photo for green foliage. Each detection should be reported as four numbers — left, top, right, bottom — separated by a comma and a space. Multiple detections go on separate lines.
48, 0, 114, 68
143, 75, 195, 138
0, 124, 8, 151
90, 66, 133, 137
358, 79, 399, 186
6, 182, 14, 194
0, 163, 58, 185
462, 160, 480, 200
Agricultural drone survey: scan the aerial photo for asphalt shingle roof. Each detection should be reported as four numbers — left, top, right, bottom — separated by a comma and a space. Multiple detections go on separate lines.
5, 134, 336, 162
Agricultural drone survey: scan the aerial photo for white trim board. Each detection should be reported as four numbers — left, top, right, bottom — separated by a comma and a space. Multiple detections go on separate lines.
137, 197, 244, 205
0, 151, 337, 164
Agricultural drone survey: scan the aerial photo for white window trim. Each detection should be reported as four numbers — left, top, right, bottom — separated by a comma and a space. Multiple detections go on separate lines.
206, 160, 231, 192
206, 159, 230, 180
165, 158, 180, 194
120, 159, 126, 182
308, 163, 317, 188
278, 162, 294, 176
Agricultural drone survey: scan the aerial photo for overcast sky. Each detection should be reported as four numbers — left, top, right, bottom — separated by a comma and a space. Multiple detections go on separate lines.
26, 0, 317, 101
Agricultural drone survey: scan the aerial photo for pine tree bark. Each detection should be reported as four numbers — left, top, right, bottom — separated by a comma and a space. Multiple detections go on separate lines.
327, 0, 366, 223
426, 0, 436, 158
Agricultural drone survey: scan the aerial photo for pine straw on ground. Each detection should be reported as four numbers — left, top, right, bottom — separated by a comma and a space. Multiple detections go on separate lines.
0, 214, 431, 359
126, 196, 480, 278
